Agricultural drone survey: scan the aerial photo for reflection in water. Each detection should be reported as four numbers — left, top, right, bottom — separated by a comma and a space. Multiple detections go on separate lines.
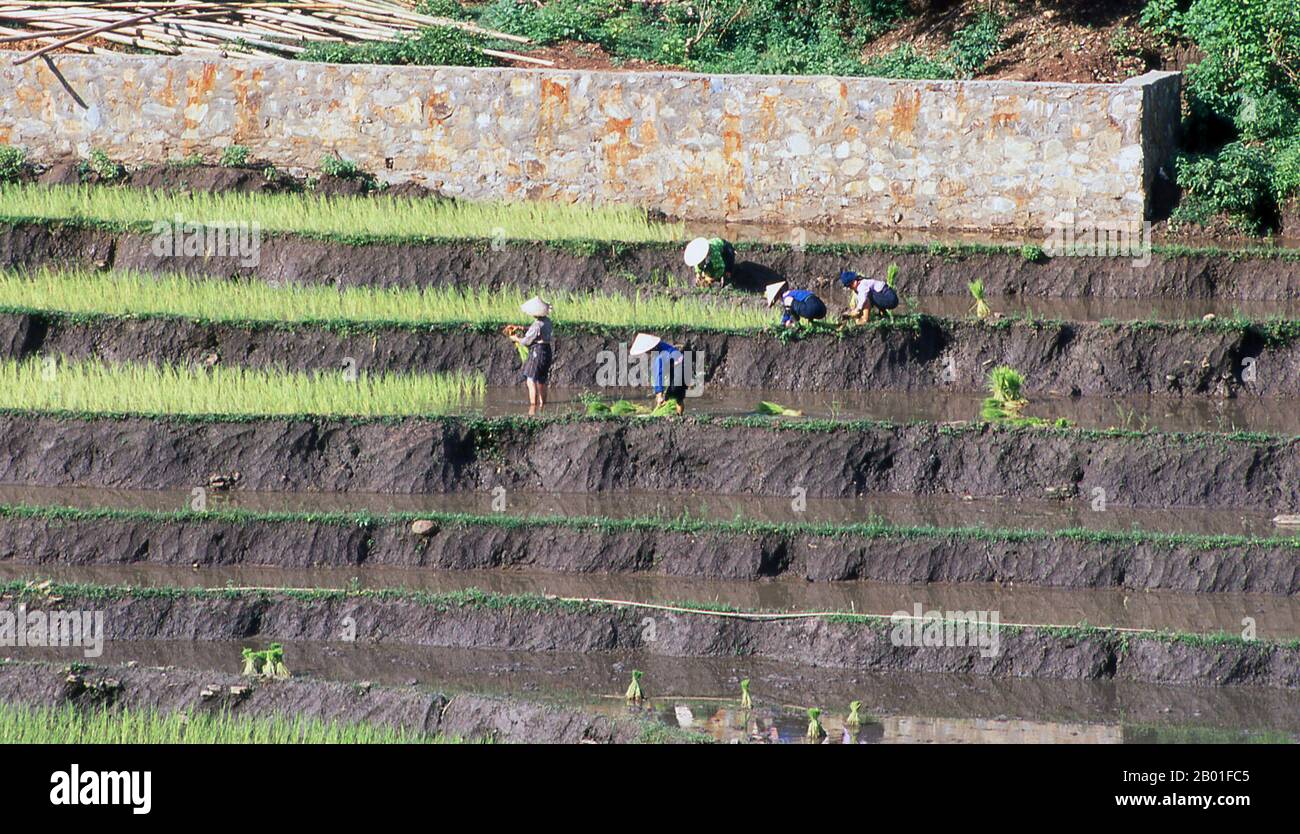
0, 482, 1282, 538
459, 386, 1300, 436
4, 563, 1299, 639
14, 642, 1298, 744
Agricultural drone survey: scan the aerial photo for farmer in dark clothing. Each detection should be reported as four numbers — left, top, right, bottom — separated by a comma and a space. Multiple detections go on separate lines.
511, 296, 553, 414
630, 332, 688, 414
766, 281, 827, 327
840, 270, 898, 323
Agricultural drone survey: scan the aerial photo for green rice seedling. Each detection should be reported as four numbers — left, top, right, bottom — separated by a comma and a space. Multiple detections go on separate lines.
739, 679, 752, 710
0, 268, 774, 333
240, 647, 260, 676
755, 400, 803, 417
0, 183, 685, 243
806, 707, 825, 740
0, 701, 454, 743
986, 365, 1026, 411
846, 701, 862, 727
968, 279, 991, 319
885, 263, 899, 288
263, 644, 290, 679
625, 670, 644, 703
0, 357, 484, 418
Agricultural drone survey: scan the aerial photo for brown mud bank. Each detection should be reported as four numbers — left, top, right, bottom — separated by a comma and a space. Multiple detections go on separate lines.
0, 659, 694, 744
0, 413, 1295, 511
5, 220, 1300, 301
0, 309, 1285, 398
3, 511, 1298, 596
8, 587, 1299, 689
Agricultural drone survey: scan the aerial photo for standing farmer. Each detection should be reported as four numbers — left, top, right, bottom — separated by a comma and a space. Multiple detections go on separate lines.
630, 332, 688, 414
840, 270, 899, 323
511, 296, 553, 414
766, 281, 827, 328
684, 237, 736, 287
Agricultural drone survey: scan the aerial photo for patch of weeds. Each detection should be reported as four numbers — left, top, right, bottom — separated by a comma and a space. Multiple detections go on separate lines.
220, 145, 251, 167
0, 146, 27, 183
79, 149, 126, 183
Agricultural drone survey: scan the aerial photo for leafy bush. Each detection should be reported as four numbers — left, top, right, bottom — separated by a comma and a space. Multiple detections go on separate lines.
299, 26, 494, 66
477, 0, 913, 76
1173, 143, 1276, 232
79, 149, 125, 182
1141, 0, 1300, 230
944, 10, 1005, 76
320, 153, 371, 183
861, 44, 955, 80
417, 0, 471, 19
220, 145, 250, 167
0, 145, 26, 183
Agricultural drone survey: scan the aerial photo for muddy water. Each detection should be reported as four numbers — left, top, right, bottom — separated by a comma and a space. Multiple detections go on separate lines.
12, 642, 1299, 743
4, 562, 1299, 638
905, 295, 1300, 322
463, 385, 1300, 435
0, 482, 1284, 538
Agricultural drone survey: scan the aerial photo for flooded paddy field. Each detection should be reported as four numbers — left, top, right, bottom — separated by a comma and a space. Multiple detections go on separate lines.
4, 562, 1299, 639
6, 646, 1297, 744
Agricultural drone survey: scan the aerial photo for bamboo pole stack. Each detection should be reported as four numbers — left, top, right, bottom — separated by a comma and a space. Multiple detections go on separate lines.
1, 1, 551, 64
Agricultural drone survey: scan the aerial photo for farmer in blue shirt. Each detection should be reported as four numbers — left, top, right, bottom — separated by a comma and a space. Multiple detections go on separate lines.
765, 281, 827, 327
630, 332, 688, 413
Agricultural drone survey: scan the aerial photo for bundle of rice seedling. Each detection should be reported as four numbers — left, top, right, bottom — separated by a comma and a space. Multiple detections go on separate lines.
968, 279, 991, 319
755, 400, 803, 417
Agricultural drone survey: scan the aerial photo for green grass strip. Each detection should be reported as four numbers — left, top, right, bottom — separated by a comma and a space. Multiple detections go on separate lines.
5, 503, 1299, 554
0, 358, 484, 417
0, 700, 453, 744
0, 183, 684, 244
0, 267, 779, 332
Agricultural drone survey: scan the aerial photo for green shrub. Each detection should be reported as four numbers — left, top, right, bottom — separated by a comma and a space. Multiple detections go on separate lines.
79, 149, 125, 182
1271, 136, 1300, 204
945, 10, 1005, 76
417, 0, 471, 19
299, 25, 494, 67
861, 44, 955, 80
320, 153, 373, 185
0, 145, 26, 183
220, 145, 251, 167
1173, 142, 1276, 232
1019, 244, 1045, 263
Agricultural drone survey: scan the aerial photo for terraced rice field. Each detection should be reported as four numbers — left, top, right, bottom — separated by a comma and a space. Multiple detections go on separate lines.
2, 184, 1299, 745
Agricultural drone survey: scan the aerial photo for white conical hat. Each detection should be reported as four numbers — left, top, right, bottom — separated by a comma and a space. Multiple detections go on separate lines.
520, 296, 551, 317
629, 332, 661, 356
764, 281, 789, 307
684, 237, 711, 267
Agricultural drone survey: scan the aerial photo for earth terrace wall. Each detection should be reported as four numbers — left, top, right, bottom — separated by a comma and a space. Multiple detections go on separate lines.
0, 54, 1180, 231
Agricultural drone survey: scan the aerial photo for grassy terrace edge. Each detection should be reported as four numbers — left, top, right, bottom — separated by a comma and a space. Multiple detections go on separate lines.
0, 408, 1290, 446
5, 503, 1298, 555
11, 300, 1300, 343
5, 580, 1296, 651
6, 213, 1300, 262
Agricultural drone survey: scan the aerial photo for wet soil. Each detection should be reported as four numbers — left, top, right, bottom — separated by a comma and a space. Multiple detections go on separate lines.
0, 659, 684, 744
5, 220, 1300, 302
4, 562, 1298, 636
0, 414, 1294, 512
4, 587, 1297, 688
12, 643, 1299, 739
0, 309, 1289, 398
1, 509, 1298, 596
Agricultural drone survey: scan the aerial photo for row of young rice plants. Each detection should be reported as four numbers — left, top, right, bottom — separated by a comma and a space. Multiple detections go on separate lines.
0, 358, 485, 417
0, 701, 457, 743
0, 268, 774, 331
0, 183, 685, 243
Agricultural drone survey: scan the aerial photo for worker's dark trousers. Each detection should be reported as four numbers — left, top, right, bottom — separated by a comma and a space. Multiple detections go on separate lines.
791, 296, 827, 320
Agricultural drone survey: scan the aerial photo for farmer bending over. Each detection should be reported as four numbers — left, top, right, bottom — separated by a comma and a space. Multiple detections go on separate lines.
766, 280, 827, 328
840, 270, 898, 323
684, 237, 736, 287
631, 332, 688, 414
